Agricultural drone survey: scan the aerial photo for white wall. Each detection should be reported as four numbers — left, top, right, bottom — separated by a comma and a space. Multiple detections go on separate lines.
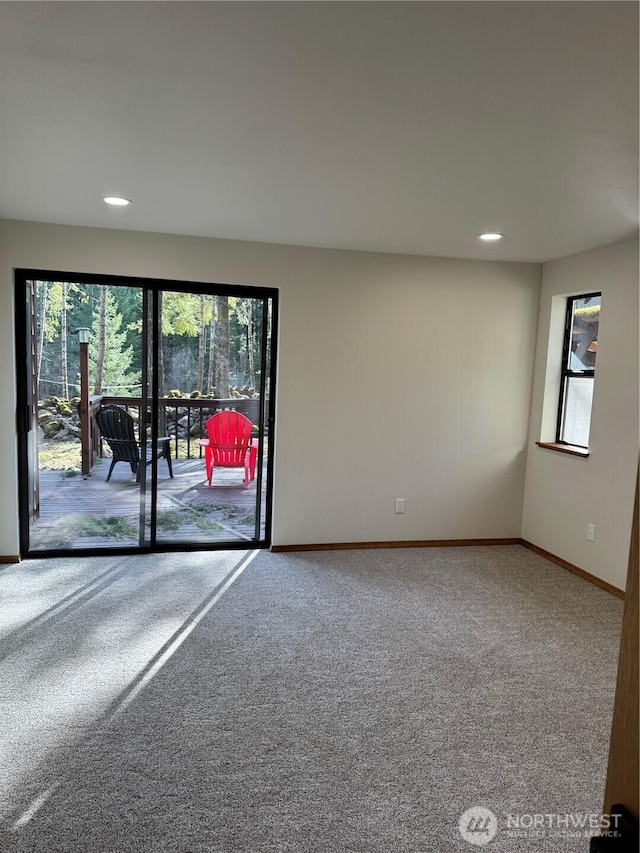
522, 240, 639, 591
0, 220, 540, 555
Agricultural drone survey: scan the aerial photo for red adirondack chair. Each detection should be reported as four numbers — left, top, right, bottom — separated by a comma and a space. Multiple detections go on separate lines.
199, 410, 255, 489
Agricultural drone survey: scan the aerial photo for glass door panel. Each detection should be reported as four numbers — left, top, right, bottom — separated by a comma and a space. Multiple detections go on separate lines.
154, 289, 274, 547
24, 279, 146, 552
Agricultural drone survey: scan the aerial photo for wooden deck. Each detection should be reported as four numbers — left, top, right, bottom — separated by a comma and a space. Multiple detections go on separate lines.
29, 454, 268, 551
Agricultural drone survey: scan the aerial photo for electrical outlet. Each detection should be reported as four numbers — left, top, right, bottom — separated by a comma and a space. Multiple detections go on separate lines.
395, 498, 405, 514
587, 523, 596, 542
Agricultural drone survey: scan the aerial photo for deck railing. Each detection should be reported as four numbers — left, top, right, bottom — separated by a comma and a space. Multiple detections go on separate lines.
88, 396, 103, 466
78, 395, 104, 475
95, 395, 263, 465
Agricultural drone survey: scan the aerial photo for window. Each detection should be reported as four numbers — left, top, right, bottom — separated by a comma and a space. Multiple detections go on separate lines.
556, 293, 601, 448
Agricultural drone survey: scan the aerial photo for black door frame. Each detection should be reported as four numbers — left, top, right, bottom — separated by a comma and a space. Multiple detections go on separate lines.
14, 268, 278, 558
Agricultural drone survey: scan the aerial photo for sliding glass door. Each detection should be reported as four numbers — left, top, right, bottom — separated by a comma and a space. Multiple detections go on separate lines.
15, 270, 277, 556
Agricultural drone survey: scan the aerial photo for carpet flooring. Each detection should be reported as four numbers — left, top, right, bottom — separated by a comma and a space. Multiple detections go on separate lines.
0, 545, 623, 851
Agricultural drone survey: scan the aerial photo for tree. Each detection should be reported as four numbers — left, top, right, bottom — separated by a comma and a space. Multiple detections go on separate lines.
160, 290, 200, 392
37, 281, 64, 395
215, 295, 230, 397
159, 291, 215, 393
235, 298, 256, 388
197, 295, 205, 392
206, 295, 215, 392
89, 287, 140, 394
37, 280, 50, 379
157, 290, 164, 397
93, 285, 107, 394
60, 281, 69, 400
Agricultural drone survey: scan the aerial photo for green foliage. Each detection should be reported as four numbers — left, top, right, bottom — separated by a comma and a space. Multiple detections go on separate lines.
37, 281, 84, 342
574, 304, 600, 320
155, 510, 183, 532
39, 281, 63, 341
33, 279, 269, 403
152, 502, 245, 534
161, 292, 212, 336
79, 515, 137, 540
30, 514, 137, 548
89, 288, 141, 393
112, 286, 143, 365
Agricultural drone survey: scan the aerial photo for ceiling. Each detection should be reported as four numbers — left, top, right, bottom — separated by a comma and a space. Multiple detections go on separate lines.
1, 1, 638, 262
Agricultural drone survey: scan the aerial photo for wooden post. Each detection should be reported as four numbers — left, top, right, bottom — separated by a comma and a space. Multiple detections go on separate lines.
79, 340, 90, 477
602, 462, 639, 821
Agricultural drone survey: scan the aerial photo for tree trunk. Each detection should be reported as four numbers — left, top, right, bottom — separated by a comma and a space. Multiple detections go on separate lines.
206, 296, 215, 393
60, 282, 69, 399
247, 302, 256, 389
215, 295, 230, 397
157, 290, 165, 398
37, 281, 48, 380
155, 291, 167, 435
93, 285, 107, 394
197, 295, 205, 392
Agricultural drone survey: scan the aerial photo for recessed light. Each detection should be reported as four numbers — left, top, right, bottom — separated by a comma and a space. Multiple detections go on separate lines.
478, 232, 504, 241
102, 196, 132, 206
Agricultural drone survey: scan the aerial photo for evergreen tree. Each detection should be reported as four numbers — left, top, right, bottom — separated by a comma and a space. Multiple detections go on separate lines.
89, 288, 140, 394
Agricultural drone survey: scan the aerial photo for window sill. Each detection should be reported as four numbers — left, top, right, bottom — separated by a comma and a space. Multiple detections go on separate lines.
536, 441, 590, 458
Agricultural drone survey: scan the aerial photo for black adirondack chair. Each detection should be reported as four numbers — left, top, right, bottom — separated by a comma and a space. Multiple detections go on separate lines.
95, 404, 173, 483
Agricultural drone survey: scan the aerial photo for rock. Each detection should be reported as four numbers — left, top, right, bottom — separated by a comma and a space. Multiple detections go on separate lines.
43, 420, 62, 438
